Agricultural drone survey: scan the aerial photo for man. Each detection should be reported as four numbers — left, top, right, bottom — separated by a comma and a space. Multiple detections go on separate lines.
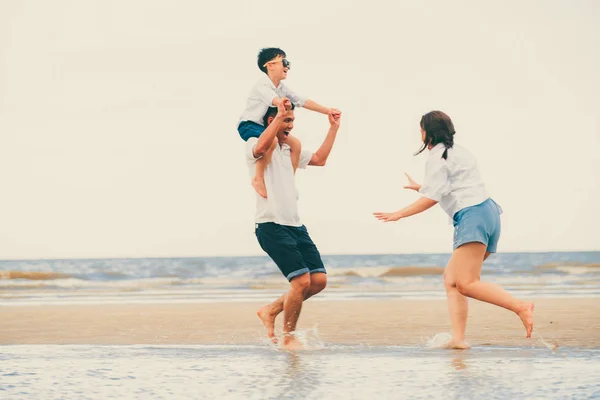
246, 99, 341, 350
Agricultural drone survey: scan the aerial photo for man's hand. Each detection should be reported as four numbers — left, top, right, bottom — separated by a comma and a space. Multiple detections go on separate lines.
328, 109, 341, 128
272, 97, 291, 111
328, 108, 341, 118
277, 97, 289, 115
403, 173, 422, 191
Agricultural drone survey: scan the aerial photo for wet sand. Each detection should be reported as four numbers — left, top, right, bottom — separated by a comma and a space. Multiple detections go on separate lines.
1, 298, 599, 348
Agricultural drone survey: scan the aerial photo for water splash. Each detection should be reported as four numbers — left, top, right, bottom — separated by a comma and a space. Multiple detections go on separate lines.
293, 325, 326, 350
263, 325, 326, 352
425, 332, 453, 349
537, 335, 559, 351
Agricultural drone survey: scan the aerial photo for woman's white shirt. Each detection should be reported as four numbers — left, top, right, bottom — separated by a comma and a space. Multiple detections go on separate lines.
418, 143, 491, 219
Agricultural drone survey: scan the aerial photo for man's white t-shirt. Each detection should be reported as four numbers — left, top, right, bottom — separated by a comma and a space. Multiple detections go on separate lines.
246, 137, 313, 226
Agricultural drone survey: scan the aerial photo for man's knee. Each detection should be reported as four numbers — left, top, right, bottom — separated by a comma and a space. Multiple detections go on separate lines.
290, 273, 311, 295
310, 273, 327, 294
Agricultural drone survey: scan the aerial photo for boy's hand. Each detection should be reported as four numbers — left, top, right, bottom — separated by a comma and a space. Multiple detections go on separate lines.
276, 98, 288, 116
329, 108, 341, 118
272, 97, 291, 110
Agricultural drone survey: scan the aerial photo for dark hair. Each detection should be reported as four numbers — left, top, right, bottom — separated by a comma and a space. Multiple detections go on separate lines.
257, 48, 286, 74
263, 103, 295, 126
415, 110, 455, 160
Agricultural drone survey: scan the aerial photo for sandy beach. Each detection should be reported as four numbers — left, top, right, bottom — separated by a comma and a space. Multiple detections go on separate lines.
2, 298, 599, 348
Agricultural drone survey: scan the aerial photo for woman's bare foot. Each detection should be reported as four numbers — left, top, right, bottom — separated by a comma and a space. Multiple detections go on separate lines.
446, 339, 470, 350
256, 305, 278, 344
281, 334, 303, 351
517, 303, 535, 338
251, 177, 267, 198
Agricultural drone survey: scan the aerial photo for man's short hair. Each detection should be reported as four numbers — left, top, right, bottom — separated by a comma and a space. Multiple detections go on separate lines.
263, 103, 295, 126
257, 48, 286, 74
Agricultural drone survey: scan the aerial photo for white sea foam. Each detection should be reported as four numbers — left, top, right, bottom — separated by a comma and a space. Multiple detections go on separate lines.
424, 332, 453, 349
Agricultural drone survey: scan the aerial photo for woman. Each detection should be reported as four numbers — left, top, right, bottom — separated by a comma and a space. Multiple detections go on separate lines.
374, 110, 534, 349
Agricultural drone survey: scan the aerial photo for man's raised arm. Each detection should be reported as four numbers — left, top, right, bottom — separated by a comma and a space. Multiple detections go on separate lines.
309, 112, 341, 167
252, 99, 287, 159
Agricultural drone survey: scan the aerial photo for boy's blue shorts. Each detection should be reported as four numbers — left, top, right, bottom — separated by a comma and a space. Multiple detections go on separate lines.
238, 121, 265, 142
452, 198, 502, 253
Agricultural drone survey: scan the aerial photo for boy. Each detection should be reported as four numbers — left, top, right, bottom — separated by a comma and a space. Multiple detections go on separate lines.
238, 47, 340, 198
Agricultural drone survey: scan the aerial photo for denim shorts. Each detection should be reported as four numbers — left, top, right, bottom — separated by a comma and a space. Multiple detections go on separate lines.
255, 222, 327, 281
452, 198, 502, 253
238, 121, 265, 142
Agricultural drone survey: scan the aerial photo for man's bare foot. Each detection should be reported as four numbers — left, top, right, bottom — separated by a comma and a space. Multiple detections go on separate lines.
281, 334, 303, 351
517, 303, 535, 338
446, 339, 470, 350
256, 305, 278, 344
251, 177, 267, 198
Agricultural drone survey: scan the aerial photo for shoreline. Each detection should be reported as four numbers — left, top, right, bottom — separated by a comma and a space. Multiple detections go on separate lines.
1, 298, 599, 348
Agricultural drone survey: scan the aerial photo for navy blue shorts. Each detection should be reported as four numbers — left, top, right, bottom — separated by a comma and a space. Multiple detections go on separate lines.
238, 121, 265, 142
453, 198, 502, 253
255, 222, 327, 281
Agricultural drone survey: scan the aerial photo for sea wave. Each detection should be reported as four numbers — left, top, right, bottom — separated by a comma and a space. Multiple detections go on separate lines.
0, 271, 72, 280
536, 263, 600, 274
2, 262, 600, 293
328, 266, 444, 278
0, 277, 180, 290
0, 266, 445, 287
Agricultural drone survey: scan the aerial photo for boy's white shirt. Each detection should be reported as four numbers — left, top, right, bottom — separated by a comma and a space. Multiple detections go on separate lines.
238, 74, 307, 126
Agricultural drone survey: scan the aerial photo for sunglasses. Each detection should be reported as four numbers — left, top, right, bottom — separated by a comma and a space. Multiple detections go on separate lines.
263, 58, 291, 69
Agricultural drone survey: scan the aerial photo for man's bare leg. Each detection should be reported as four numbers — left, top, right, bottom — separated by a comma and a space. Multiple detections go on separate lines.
252, 138, 278, 198
280, 273, 311, 350
257, 273, 327, 343
453, 243, 535, 338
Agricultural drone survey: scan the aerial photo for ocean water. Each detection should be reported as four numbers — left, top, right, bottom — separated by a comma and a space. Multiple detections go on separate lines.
1, 252, 599, 305
2, 252, 600, 399
1, 344, 599, 399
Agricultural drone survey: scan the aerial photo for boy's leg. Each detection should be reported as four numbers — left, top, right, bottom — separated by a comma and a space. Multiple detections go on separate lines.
252, 138, 278, 198
286, 134, 302, 173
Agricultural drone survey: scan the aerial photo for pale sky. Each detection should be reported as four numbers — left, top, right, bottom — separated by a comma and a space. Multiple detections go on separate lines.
0, 0, 598, 259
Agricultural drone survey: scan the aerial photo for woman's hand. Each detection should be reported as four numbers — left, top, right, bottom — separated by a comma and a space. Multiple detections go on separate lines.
403, 173, 422, 191
373, 211, 403, 222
